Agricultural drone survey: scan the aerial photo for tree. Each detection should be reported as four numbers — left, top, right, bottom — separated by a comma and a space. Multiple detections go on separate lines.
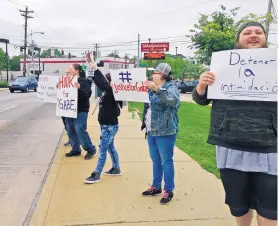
0, 48, 6, 70
107, 51, 120, 58
188, 5, 274, 65
182, 60, 207, 79
139, 54, 206, 79
39, 48, 62, 58
9, 55, 23, 71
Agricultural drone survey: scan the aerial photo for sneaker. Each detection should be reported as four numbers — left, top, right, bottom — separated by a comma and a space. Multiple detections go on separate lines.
65, 151, 81, 157
64, 141, 71, 146
84, 172, 100, 184
142, 186, 162, 197
104, 168, 121, 176
84, 152, 95, 160
160, 191, 174, 205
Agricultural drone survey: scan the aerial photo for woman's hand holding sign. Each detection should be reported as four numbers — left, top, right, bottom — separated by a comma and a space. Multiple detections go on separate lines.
145, 81, 159, 93
88, 61, 98, 71
75, 83, 80, 89
196, 71, 215, 96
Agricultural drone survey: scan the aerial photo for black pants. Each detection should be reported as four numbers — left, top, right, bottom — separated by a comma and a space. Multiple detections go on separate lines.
220, 169, 277, 220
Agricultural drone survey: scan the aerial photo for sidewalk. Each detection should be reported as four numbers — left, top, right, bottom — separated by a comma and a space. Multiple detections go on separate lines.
0, 88, 8, 91
29, 102, 235, 226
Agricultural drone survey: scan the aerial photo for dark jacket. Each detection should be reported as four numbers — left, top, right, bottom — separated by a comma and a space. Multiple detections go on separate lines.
77, 77, 92, 113
92, 69, 122, 125
192, 87, 277, 153
141, 103, 149, 131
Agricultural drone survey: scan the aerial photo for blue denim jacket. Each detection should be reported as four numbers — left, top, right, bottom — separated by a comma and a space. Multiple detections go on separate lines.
141, 81, 180, 136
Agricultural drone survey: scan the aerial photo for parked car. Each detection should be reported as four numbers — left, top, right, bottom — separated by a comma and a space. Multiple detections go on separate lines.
178, 80, 199, 93
9, 76, 38, 93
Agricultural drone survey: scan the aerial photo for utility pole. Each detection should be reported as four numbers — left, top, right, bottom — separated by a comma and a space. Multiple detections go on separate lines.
31, 30, 35, 76
19, 6, 34, 76
0, 39, 10, 82
137, 34, 140, 68
38, 48, 41, 76
175, 46, 178, 74
148, 38, 152, 68
94, 44, 98, 61
265, 0, 273, 41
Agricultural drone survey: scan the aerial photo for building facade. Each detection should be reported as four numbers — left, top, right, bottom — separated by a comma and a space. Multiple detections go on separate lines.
20, 56, 134, 77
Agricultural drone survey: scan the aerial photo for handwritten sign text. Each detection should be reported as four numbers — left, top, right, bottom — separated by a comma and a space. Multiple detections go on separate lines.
110, 68, 149, 103
37, 75, 59, 103
56, 75, 78, 118
208, 48, 277, 102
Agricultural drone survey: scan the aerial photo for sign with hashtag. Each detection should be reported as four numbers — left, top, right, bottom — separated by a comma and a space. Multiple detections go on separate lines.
110, 68, 149, 103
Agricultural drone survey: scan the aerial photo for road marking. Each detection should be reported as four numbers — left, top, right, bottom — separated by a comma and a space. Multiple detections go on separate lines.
0, 105, 20, 114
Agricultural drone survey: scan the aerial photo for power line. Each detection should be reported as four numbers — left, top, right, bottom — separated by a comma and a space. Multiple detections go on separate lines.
33, 12, 65, 38
106, 0, 218, 24
5, 0, 25, 7
6, 35, 191, 48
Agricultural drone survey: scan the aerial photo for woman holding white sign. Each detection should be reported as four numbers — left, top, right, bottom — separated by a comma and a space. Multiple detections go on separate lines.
193, 22, 277, 226
64, 64, 97, 160
141, 63, 180, 205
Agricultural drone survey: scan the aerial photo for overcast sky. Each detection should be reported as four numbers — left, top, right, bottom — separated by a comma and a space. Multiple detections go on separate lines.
0, 0, 277, 58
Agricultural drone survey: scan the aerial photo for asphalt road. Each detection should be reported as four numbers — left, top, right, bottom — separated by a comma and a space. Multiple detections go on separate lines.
180, 93, 194, 102
0, 90, 64, 226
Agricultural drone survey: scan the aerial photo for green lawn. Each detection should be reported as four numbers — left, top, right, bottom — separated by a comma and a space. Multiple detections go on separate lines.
128, 101, 219, 178
0, 81, 8, 88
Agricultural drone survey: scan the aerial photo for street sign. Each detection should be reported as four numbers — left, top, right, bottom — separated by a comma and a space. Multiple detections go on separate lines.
28, 62, 44, 71
144, 52, 165, 60
141, 42, 169, 52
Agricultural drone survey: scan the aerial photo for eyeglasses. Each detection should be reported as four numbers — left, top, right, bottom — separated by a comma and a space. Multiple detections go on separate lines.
152, 71, 161, 75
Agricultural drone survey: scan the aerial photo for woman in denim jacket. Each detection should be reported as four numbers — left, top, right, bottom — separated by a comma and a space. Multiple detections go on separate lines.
141, 63, 180, 205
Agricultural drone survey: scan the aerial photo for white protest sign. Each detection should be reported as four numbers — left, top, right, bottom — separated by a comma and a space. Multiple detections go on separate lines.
208, 48, 277, 102
37, 75, 59, 103
110, 68, 149, 103
85, 52, 94, 77
56, 75, 78, 118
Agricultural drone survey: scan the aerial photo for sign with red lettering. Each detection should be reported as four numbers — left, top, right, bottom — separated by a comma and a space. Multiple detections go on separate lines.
56, 75, 78, 118
141, 42, 169, 52
110, 68, 149, 103
144, 52, 165, 60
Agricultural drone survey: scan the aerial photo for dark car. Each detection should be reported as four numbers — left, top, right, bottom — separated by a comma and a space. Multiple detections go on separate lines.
9, 76, 38, 93
178, 80, 199, 93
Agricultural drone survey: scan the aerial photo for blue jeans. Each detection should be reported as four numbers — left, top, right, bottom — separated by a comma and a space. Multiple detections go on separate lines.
95, 124, 120, 174
148, 133, 177, 192
65, 112, 96, 154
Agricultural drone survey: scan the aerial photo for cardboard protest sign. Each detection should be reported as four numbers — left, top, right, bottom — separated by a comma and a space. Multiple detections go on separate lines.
110, 68, 149, 103
56, 75, 78, 118
37, 75, 59, 103
85, 52, 94, 78
208, 48, 277, 102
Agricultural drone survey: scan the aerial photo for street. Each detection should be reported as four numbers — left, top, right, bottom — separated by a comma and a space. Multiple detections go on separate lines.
0, 90, 64, 226
180, 93, 194, 102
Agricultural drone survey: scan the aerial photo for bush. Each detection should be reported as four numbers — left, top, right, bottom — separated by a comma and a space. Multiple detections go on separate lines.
0, 81, 8, 88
